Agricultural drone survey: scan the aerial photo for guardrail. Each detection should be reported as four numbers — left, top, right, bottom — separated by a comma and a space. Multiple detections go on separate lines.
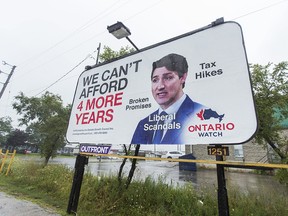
0, 149, 16, 176
79, 152, 288, 169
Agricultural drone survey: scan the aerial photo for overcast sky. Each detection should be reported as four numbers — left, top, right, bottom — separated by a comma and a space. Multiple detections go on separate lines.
1, 0, 287, 130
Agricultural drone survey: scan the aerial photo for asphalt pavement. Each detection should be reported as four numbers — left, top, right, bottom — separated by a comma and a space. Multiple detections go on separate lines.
0, 192, 61, 216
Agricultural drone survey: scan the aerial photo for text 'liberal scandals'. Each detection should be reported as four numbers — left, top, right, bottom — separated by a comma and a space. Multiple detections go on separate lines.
75, 59, 142, 125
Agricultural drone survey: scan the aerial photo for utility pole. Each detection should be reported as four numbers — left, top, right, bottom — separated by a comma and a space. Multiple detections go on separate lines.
95, 42, 101, 65
0, 61, 16, 100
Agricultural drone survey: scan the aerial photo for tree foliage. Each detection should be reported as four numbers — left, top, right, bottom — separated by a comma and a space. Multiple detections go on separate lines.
0, 116, 13, 145
250, 61, 288, 160
6, 129, 29, 149
12, 91, 71, 165
99, 45, 135, 63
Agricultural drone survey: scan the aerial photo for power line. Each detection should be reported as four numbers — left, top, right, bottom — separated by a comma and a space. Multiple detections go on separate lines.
13, 0, 134, 82
32, 0, 287, 97
34, 52, 96, 97
6, 0, 159, 99
6, 0, 288, 98
231, 0, 288, 21
17, 0, 132, 69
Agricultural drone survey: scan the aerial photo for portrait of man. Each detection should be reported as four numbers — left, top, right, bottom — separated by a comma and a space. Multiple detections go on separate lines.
131, 53, 206, 144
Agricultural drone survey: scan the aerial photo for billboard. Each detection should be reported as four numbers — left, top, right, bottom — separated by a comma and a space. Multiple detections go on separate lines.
66, 21, 257, 145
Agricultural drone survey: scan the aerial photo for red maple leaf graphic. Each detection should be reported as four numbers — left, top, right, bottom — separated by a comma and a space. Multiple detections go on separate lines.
196, 109, 204, 120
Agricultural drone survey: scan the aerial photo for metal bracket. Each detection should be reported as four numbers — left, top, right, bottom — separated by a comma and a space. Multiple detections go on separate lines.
211, 17, 225, 26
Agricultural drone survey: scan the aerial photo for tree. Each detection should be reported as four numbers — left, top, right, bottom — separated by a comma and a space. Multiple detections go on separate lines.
99, 45, 135, 63
25, 123, 43, 152
0, 116, 13, 145
250, 61, 288, 161
6, 129, 29, 150
12, 91, 71, 165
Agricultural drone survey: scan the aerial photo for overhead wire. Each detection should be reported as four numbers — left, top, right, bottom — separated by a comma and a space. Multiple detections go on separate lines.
34, 50, 97, 97
231, 0, 288, 21
17, 0, 127, 69
30, 0, 163, 97
5, 0, 288, 98
8, 0, 135, 99
14, 1, 131, 83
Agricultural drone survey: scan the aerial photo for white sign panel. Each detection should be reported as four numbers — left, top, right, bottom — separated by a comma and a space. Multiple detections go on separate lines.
66, 21, 257, 145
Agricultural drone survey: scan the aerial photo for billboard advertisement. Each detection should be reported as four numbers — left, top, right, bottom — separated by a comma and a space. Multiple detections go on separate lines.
66, 21, 257, 145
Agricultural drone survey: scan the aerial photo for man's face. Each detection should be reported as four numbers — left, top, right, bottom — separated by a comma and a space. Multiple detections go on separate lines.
151, 66, 187, 110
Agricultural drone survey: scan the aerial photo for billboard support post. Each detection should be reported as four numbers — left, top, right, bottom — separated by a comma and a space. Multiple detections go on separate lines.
67, 154, 88, 214
216, 145, 230, 216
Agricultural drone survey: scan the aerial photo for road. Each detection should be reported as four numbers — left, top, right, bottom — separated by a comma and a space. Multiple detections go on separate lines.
51, 157, 288, 195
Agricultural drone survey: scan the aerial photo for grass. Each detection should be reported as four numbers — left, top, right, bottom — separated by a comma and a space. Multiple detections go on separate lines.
0, 156, 287, 215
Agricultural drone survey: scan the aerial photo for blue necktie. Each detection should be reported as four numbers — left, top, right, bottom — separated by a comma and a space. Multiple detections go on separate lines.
152, 111, 167, 144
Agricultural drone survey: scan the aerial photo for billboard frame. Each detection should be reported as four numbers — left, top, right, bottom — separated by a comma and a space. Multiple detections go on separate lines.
66, 17, 258, 146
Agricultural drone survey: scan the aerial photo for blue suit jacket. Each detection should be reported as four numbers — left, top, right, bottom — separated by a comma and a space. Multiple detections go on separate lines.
131, 96, 204, 144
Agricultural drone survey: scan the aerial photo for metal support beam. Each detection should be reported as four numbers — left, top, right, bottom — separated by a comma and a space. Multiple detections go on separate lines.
125, 36, 139, 51
67, 154, 89, 214
216, 148, 230, 216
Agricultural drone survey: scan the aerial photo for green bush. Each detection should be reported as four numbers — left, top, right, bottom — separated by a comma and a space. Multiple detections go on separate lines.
276, 168, 288, 186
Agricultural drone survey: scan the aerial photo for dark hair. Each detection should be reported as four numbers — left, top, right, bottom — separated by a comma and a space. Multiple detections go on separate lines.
151, 53, 188, 88
151, 53, 188, 78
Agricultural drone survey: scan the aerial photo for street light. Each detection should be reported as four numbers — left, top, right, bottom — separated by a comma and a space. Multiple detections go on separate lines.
107, 21, 139, 51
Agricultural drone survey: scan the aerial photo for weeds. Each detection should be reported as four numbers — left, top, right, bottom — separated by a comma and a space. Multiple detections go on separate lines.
0, 159, 287, 216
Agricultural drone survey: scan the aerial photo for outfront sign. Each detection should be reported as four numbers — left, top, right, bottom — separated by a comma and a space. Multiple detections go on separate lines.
66, 21, 257, 145
79, 144, 111, 154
